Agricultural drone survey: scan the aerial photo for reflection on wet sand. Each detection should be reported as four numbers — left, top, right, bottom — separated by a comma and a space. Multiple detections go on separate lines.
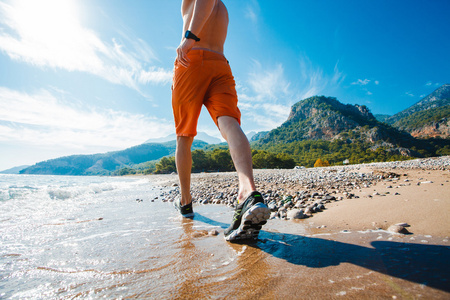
165, 216, 276, 299
181, 213, 450, 299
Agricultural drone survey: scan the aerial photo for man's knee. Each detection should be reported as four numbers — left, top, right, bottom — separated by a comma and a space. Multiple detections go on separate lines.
176, 135, 194, 149
218, 116, 239, 132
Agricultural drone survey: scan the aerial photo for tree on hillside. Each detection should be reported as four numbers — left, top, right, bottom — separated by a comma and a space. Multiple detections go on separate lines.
314, 158, 330, 167
252, 150, 296, 169
210, 149, 233, 171
192, 150, 209, 172
154, 157, 176, 174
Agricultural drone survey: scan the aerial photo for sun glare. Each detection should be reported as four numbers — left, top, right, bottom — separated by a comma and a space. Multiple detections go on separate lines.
3, 0, 104, 71
13, 0, 80, 42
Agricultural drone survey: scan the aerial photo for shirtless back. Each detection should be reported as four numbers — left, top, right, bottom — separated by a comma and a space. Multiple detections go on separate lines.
180, 0, 229, 55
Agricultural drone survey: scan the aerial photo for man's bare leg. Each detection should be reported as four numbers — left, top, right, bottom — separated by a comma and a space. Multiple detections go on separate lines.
217, 116, 256, 202
176, 136, 194, 206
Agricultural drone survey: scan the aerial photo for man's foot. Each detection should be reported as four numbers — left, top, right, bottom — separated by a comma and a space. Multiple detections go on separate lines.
224, 191, 270, 242
174, 197, 194, 218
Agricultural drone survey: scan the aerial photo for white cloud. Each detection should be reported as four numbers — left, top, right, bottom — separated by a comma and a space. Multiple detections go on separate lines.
425, 81, 441, 87
298, 58, 326, 99
351, 79, 370, 85
237, 56, 347, 131
245, 0, 260, 24
235, 61, 292, 131
0, 0, 171, 90
245, 7, 257, 24
331, 61, 346, 87
138, 67, 172, 85
0, 87, 173, 149
247, 61, 290, 101
297, 56, 345, 100
405, 91, 414, 97
238, 101, 291, 131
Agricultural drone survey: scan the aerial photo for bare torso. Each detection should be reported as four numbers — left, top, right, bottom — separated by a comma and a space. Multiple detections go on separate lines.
181, 0, 229, 54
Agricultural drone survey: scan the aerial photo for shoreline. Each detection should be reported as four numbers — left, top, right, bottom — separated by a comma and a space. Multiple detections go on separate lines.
150, 156, 450, 238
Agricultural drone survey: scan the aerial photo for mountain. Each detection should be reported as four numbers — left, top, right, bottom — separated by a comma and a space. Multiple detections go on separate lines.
245, 131, 257, 141
386, 84, 450, 138
20, 140, 208, 176
374, 114, 391, 123
257, 96, 387, 143
0, 165, 31, 174
393, 105, 450, 138
249, 131, 269, 142
145, 132, 221, 145
144, 134, 178, 144
255, 95, 431, 157
387, 84, 450, 124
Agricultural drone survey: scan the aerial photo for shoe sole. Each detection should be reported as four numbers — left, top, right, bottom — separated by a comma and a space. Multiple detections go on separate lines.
225, 202, 270, 241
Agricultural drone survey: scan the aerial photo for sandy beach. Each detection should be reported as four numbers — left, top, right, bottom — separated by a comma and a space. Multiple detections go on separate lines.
153, 156, 450, 299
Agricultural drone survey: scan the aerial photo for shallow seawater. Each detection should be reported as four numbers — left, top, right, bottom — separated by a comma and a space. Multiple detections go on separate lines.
1, 174, 449, 299
0, 174, 258, 299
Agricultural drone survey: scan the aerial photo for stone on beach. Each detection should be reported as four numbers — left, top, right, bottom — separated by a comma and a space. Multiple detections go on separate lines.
287, 209, 307, 220
208, 229, 219, 236
388, 224, 411, 234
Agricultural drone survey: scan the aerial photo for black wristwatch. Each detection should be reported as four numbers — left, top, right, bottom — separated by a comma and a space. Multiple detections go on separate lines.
185, 30, 200, 42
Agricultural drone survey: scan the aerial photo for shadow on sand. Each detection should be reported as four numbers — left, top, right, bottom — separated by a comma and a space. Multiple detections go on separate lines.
193, 213, 450, 293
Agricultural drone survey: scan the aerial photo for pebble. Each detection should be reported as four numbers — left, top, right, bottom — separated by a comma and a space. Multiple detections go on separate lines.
287, 209, 307, 220
208, 229, 219, 236
395, 222, 410, 227
388, 224, 410, 234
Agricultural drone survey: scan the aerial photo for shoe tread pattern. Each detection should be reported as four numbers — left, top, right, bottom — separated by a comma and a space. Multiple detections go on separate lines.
225, 202, 270, 241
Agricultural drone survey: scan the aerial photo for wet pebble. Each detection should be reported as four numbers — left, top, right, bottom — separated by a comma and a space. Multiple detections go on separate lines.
208, 229, 219, 236
388, 224, 410, 234
287, 209, 307, 220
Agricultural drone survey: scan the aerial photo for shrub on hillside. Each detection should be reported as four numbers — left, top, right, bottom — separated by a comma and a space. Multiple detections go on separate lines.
314, 158, 330, 167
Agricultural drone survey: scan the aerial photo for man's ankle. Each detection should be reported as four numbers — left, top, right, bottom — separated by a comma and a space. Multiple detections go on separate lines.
181, 197, 192, 206
237, 190, 257, 203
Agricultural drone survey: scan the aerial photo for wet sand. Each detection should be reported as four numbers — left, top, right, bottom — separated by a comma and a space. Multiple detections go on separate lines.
159, 208, 450, 300
152, 157, 450, 299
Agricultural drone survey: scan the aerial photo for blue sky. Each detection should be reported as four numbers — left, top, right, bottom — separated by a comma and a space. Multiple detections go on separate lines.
0, 0, 449, 171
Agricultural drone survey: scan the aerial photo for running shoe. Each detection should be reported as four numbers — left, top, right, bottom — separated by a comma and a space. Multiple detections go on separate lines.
174, 198, 195, 218
224, 191, 270, 242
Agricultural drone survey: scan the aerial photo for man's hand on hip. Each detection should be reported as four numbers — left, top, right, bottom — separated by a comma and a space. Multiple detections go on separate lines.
176, 38, 196, 68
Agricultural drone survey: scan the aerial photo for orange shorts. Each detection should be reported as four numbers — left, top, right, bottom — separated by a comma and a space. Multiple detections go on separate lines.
172, 49, 241, 137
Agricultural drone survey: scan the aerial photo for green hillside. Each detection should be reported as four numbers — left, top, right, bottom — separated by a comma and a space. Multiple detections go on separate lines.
374, 114, 391, 122
394, 105, 450, 131
257, 96, 379, 144
387, 84, 450, 125
20, 140, 208, 175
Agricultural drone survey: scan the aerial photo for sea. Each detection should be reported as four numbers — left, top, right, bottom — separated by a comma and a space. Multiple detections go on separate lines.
0, 174, 248, 299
